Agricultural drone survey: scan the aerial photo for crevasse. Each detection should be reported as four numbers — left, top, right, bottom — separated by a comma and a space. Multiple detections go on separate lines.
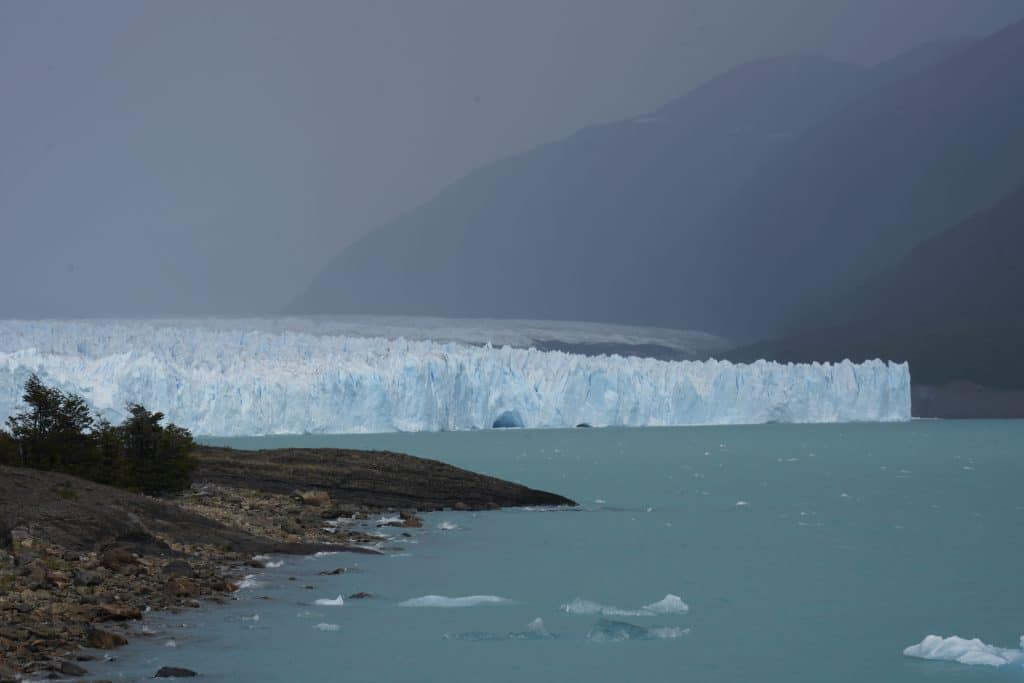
0, 320, 911, 436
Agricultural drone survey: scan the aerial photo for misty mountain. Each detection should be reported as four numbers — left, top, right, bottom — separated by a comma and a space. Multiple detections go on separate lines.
734, 182, 1024, 390
675, 20, 1024, 339
291, 25, 1019, 343
290, 50, 924, 324
867, 36, 974, 83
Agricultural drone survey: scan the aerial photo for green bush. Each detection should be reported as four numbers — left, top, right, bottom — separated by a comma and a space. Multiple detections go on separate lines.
4, 375, 196, 495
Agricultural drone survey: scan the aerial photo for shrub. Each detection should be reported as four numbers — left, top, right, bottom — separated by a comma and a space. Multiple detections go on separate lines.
4, 375, 196, 495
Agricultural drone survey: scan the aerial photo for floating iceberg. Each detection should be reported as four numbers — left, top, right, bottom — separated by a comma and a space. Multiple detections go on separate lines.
313, 595, 345, 607
904, 634, 1024, 667
561, 594, 689, 617
399, 595, 511, 608
0, 320, 910, 436
513, 618, 555, 640
641, 594, 690, 615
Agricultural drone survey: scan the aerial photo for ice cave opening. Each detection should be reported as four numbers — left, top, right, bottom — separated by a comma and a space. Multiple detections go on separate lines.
492, 410, 525, 429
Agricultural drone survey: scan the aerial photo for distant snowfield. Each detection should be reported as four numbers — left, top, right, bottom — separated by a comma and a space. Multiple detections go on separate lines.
0, 318, 910, 435
28, 315, 726, 358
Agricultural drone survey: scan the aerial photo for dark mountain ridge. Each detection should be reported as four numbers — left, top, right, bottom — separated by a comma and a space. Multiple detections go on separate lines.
679, 20, 1024, 339
290, 21, 1024, 400
290, 53, 905, 324
732, 183, 1024, 391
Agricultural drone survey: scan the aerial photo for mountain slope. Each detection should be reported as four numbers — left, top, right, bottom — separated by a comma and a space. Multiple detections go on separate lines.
291, 26, 1020, 340
678, 19, 1024, 338
290, 55, 874, 324
869, 37, 974, 83
734, 183, 1024, 390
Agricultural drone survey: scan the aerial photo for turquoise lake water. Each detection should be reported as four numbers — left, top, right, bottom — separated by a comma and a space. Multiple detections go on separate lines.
95, 422, 1024, 682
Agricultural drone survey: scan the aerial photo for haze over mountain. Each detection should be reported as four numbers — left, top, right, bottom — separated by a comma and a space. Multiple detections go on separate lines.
10, 1, 1020, 318
291, 22, 1023, 345
291, 54, 871, 323
683, 18, 1024, 339
290, 35, 977, 326
735, 183, 1024, 391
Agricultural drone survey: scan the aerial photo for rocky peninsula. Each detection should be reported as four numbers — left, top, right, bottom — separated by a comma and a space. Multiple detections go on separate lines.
0, 446, 575, 681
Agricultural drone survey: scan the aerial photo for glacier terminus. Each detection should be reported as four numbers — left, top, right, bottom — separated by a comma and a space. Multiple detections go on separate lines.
0, 320, 911, 436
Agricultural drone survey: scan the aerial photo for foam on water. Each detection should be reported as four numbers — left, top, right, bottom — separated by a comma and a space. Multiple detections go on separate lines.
399, 595, 511, 608
237, 575, 261, 590
903, 634, 1024, 667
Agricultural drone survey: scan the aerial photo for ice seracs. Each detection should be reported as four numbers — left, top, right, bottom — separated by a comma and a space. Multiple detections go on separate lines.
0, 319, 911, 436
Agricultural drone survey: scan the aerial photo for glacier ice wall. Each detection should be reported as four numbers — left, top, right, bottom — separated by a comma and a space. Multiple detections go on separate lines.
0, 320, 910, 436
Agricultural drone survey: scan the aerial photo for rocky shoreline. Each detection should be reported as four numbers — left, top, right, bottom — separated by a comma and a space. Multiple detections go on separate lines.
0, 448, 575, 681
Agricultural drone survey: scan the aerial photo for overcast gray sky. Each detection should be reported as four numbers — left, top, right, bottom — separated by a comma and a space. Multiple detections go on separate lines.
2, 0, 1023, 317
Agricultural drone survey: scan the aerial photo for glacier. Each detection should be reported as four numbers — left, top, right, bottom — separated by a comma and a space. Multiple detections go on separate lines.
0, 320, 911, 436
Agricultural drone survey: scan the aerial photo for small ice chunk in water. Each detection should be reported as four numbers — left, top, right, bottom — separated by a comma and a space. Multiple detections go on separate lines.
903, 634, 1024, 667
399, 595, 510, 608
735, 500, 749, 507
437, 521, 459, 531
522, 618, 553, 639
641, 594, 690, 615
314, 595, 345, 607
314, 623, 340, 632
507, 618, 555, 640
562, 594, 688, 617
586, 619, 689, 642
561, 598, 647, 616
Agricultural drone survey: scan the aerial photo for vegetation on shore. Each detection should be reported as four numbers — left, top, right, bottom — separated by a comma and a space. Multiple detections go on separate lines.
0, 374, 196, 495
0, 378, 575, 680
